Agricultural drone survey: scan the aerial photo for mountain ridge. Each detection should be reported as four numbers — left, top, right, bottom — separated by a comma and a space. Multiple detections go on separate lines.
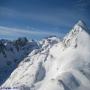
1, 20, 90, 90
0, 37, 39, 85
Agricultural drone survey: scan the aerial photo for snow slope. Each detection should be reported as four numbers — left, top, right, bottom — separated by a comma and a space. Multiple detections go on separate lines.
2, 20, 90, 90
0, 38, 39, 85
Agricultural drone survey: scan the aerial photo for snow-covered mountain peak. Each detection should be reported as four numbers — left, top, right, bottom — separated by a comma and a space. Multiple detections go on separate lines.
76, 20, 86, 28
63, 20, 89, 48
1, 21, 90, 90
73, 20, 87, 32
42, 36, 60, 43
39, 36, 60, 49
71, 20, 87, 34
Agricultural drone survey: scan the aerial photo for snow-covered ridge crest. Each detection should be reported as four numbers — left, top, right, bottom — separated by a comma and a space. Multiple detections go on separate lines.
63, 20, 89, 48
75, 20, 87, 30
1, 20, 90, 90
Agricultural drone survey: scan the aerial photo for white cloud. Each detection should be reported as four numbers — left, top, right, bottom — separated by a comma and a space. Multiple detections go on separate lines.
0, 26, 64, 38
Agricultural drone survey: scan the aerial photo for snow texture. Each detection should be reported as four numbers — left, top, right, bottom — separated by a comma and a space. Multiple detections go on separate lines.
1, 20, 90, 90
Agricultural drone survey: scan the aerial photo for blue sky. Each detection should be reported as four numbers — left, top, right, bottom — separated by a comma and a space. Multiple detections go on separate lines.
0, 0, 90, 40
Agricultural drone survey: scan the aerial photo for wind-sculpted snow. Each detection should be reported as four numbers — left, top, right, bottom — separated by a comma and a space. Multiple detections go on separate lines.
1, 20, 90, 90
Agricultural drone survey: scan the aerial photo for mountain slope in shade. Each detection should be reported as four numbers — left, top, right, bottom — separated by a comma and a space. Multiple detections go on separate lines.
0, 37, 39, 85
2, 20, 90, 90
